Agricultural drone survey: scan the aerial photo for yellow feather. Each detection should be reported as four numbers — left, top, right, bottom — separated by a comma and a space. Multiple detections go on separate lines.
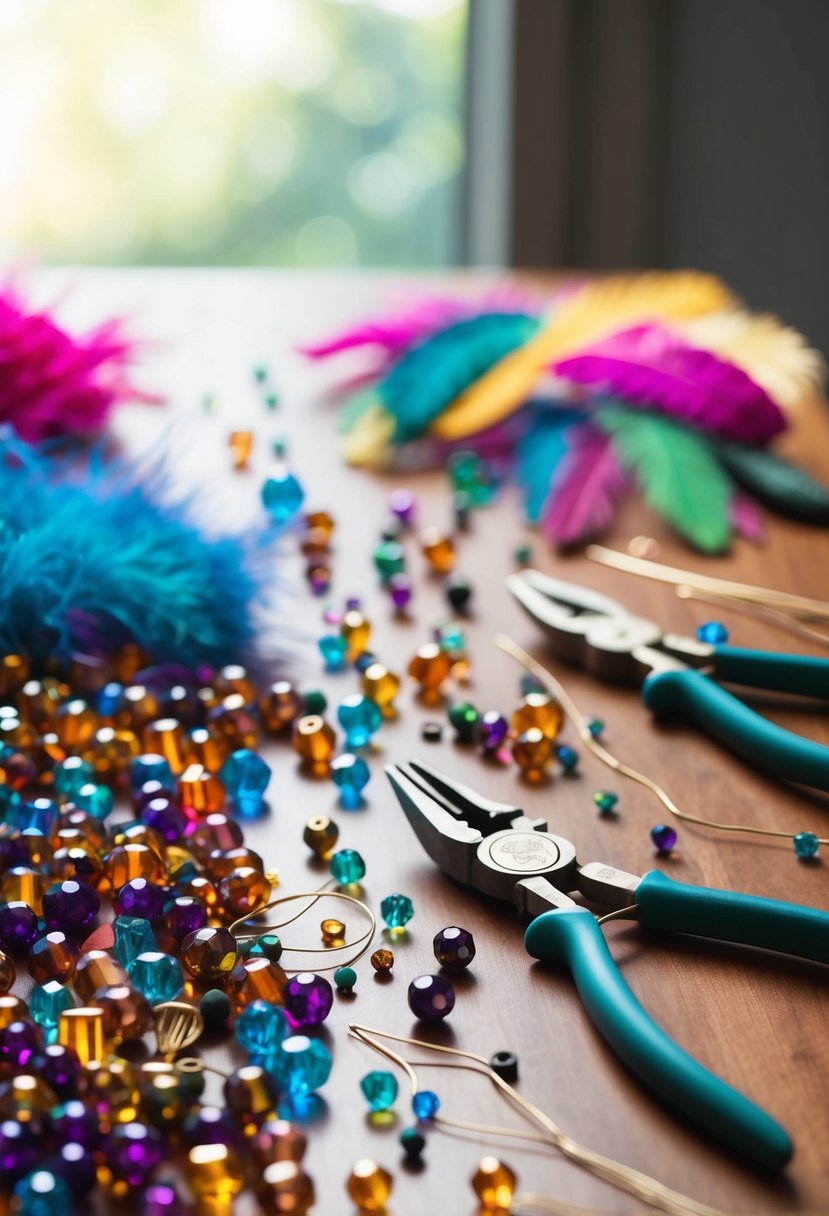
678, 310, 826, 411
342, 402, 395, 467
430, 271, 736, 442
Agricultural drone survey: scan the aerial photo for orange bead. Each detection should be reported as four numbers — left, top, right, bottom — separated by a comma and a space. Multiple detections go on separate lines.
512, 728, 554, 781
207, 694, 261, 750
92, 983, 153, 1043
257, 1160, 316, 1215
103, 843, 166, 891
73, 950, 130, 1001
0, 950, 16, 993
229, 429, 254, 471
1, 866, 46, 914
55, 809, 107, 850
305, 509, 335, 541
215, 664, 259, 704
218, 867, 272, 919
252, 1119, 307, 1169
346, 1159, 393, 1212
54, 698, 99, 748
0, 712, 36, 751
110, 643, 146, 684
0, 653, 29, 697
208, 846, 265, 878
19, 678, 67, 729
241, 956, 288, 1005
370, 948, 394, 973
181, 926, 239, 979
187, 726, 229, 773
420, 526, 456, 574
340, 609, 371, 657
0, 994, 26, 1028
511, 692, 563, 740
81, 1056, 140, 1123
109, 822, 164, 854
361, 663, 400, 712
118, 684, 162, 731
189, 814, 244, 861
84, 726, 140, 778
292, 715, 336, 766
29, 930, 81, 983
143, 718, 189, 775
177, 874, 219, 910
178, 763, 225, 819
0, 1073, 58, 1121
471, 1156, 518, 1210
187, 1142, 246, 1200
408, 644, 452, 694
260, 681, 303, 733
300, 526, 332, 557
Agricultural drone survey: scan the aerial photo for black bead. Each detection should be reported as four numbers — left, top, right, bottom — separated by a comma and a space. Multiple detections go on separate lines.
489, 1050, 518, 1082
400, 1126, 426, 1160
421, 721, 443, 743
445, 574, 472, 612
199, 989, 232, 1033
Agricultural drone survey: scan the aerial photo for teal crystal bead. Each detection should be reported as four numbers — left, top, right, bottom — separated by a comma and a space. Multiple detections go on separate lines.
29, 979, 75, 1032
53, 757, 96, 800
127, 951, 184, 1005
435, 620, 465, 655
262, 468, 305, 527
73, 782, 114, 820
336, 695, 382, 749
329, 848, 366, 886
794, 831, 819, 859
373, 540, 405, 582
250, 933, 283, 963
697, 620, 729, 644
319, 635, 348, 672
114, 916, 157, 967
130, 754, 174, 793
556, 744, 579, 773
236, 999, 289, 1057
8, 798, 58, 834
302, 689, 328, 716
334, 966, 357, 992
220, 748, 271, 818
0, 785, 21, 820
593, 790, 618, 815
448, 450, 496, 506
586, 717, 605, 739
412, 1089, 441, 1119
270, 1035, 333, 1095
12, 1170, 72, 1216
360, 1069, 399, 1112
331, 753, 371, 809
380, 893, 414, 929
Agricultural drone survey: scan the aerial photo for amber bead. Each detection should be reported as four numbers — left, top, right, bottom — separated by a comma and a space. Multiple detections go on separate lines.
471, 1156, 517, 1210
2, 867, 47, 914
20, 677, 66, 729
74, 950, 130, 1000
53, 698, 98, 748
258, 1161, 316, 1215
0, 653, 29, 696
0, 995, 26, 1028
420, 527, 456, 574
177, 874, 219, 910
320, 918, 345, 945
81, 1056, 140, 1123
511, 692, 563, 740
0, 1073, 58, 1121
300, 526, 332, 557
302, 816, 339, 860
189, 814, 244, 861
110, 821, 164, 854
292, 715, 336, 766
0, 746, 37, 789
208, 846, 265, 878
104, 843, 166, 890
187, 726, 229, 773
305, 509, 335, 541
260, 681, 304, 733
29, 930, 81, 983
240, 956, 288, 1006
186, 1142, 246, 1200
229, 429, 254, 471
512, 728, 554, 780
361, 663, 401, 713
118, 683, 161, 730
84, 726, 140, 777
142, 717, 189, 775
346, 1159, 393, 1212
181, 926, 239, 979
58, 1006, 106, 1065
218, 867, 271, 919
208, 693, 261, 750
55, 809, 107, 850
253, 1119, 308, 1168
0, 714, 36, 751
340, 609, 371, 657
178, 763, 225, 820
92, 983, 153, 1043
408, 644, 452, 694
0, 951, 15, 993
224, 1064, 279, 1126
370, 948, 394, 973
50, 844, 105, 890
32, 732, 67, 773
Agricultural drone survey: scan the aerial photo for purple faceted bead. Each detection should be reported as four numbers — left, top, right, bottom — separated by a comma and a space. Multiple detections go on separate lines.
433, 925, 476, 971
143, 1182, 185, 1216
182, 1104, 239, 1148
478, 710, 509, 751
164, 896, 208, 940
108, 1122, 165, 1186
141, 796, 186, 843
651, 824, 678, 853
135, 781, 174, 811
0, 1019, 44, 1067
42, 879, 100, 931
30, 1046, 82, 1102
51, 1099, 101, 1148
53, 1141, 97, 1195
0, 901, 38, 953
389, 573, 413, 610
389, 488, 416, 525
408, 973, 456, 1022
114, 877, 167, 920
283, 972, 333, 1028
0, 1119, 39, 1181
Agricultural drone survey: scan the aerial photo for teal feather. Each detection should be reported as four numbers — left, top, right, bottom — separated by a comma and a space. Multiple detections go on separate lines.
379, 313, 540, 443
516, 409, 584, 522
715, 441, 829, 523
596, 405, 733, 553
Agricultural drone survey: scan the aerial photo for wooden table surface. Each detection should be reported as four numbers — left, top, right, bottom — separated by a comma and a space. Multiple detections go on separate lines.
34, 269, 829, 1214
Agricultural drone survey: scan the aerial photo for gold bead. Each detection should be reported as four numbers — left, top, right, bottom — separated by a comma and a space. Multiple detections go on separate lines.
0, 951, 15, 993
302, 816, 339, 859
229, 429, 254, 471
361, 663, 400, 712
142, 717, 189, 775
50, 844, 105, 890
420, 526, 456, 574
207, 693, 261, 750
54, 698, 99, 748
177, 873, 219, 910
471, 1156, 517, 1210
0, 994, 26, 1028
2, 866, 46, 914
511, 728, 554, 780
186, 1143, 246, 1200
346, 1159, 393, 1212
153, 1000, 204, 1054
0, 1073, 58, 1121
0, 653, 29, 696
236, 956, 288, 1008
178, 763, 225, 819
84, 726, 141, 778
257, 1160, 316, 1215
511, 692, 563, 740
340, 609, 371, 657
224, 1063, 279, 1125
111, 643, 146, 684
260, 681, 303, 733
188, 726, 229, 773
58, 1006, 106, 1065
408, 644, 452, 694
73, 950, 130, 1000
320, 918, 345, 945
20, 677, 67, 729
82, 1056, 140, 1123
370, 948, 394, 973
291, 715, 336, 766
300, 526, 332, 557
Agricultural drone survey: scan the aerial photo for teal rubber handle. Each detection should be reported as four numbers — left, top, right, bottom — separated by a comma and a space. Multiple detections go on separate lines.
524, 907, 793, 1169
642, 667, 829, 790
712, 645, 829, 699
636, 870, 829, 964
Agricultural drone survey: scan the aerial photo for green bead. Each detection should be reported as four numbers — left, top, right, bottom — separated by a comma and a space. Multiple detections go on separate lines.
199, 988, 233, 1033
587, 716, 605, 739
302, 688, 328, 716
251, 933, 283, 963
593, 790, 618, 815
448, 701, 480, 743
360, 1069, 399, 1112
330, 848, 366, 886
380, 893, 414, 929
514, 543, 532, 566
794, 831, 819, 859
373, 540, 405, 582
334, 966, 357, 992
264, 391, 279, 410
253, 364, 269, 383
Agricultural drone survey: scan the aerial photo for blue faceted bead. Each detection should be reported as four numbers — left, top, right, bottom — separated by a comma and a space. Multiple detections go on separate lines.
336, 695, 382, 749
412, 1090, 440, 1119
73, 783, 114, 820
794, 831, 819, 859
128, 951, 184, 1005
29, 981, 75, 1032
380, 893, 414, 929
360, 1070, 398, 1112
556, 744, 579, 773
697, 620, 729, 645
6, 798, 58, 835
262, 469, 305, 527
270, 1035, 332, 1095
220, 749, 271, 818
330, 754, 371, 809
95, 681, 124, 717
318, 635, 348, 672
12, 1170, 72, 1216
329, 848, 366, 886
114, 916, 157, 968
236, 1000, 289, 1057
0, 785, 21, 821
130, 754, 174, 794
53, 758, 96, 801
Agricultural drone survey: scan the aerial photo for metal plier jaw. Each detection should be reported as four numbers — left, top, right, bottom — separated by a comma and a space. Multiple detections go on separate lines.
386, 760, 640, 919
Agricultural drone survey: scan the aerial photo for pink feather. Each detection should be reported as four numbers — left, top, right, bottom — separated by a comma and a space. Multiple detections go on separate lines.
730, 493, 766, 543
553, 323, 787, 445
542, 424, 628, 545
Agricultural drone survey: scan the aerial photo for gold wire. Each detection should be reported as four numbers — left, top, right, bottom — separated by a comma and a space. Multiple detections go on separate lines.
495, 634, 829, 848
675, 586, 829, 648
596, 903, 641, 926
511, 1194, 622, 1216
349, 1024, 726, 1216
229, 886, 376, 972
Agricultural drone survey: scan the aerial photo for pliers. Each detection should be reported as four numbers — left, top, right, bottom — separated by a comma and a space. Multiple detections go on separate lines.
507, 569, 829, 791
386, 759, 829, 1170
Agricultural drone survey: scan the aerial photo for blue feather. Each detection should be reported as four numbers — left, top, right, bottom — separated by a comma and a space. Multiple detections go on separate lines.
380, 313, 540, 443
0, 431, 272, 668
516, 409, 584, 522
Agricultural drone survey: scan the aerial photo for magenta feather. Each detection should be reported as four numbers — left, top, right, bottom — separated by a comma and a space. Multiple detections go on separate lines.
731, 493, 766, 543
553, 323, 787, 445
541, 423, 628, 545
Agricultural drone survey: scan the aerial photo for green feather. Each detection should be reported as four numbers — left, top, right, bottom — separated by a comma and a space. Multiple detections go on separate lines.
379, 313, 540, 443
716, 441, 829, 523
596, 405, 732, 552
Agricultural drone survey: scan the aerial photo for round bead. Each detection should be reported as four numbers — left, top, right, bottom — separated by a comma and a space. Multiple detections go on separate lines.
0, 1019, 43, 1067
0, 1120, 39, 1183
334, 966, 357, 992
257, 1160, 315, 1215
360, 1069, 398, 1112
420, 527, 455, 575
593, 790, 619, 815
0, 901, 39, 953
336, 696, 382, 749
199, 989, 233, 1033
447, 700, 480, 743
0, 994, 27, 1029
794, 831, 820, 859
252, 1119, 307, 1168
259, 681, 303, 733
224, 1064, 280, 1125
340, 609, 372, 657
651, 824, 678, 854
370, 948, 394, 973
478, 710, 508, 751
433, 925, 476, 970
29, 931, 80, 984
104, 843, 166, 891
292, 715, 337, 766
400, 1126, 426, 1161
586, 715, 605, 739
11, 1170, 72, 1216
330, 848, 366, 886
512, 728, 554, 778
114, 877, 166, 920
273, 1035, 334, 1096
218, 866, 272, 919
301, 688, 328, 716
346, 1159, 393, 1212
178, 763, 225, 820
331, 753, 371, 808
92, 983, 153, 1043
128, 952, 184, 1005
511, 692, 563, 739
445, 573, 473, 612
107, 1122, 165, 1186
380, 893, 414, 930
220, 748, 272, 818
556, 743, 579, 772
303, 816, 339, 859
164, 895, 208, 940
283, 973, 333, 1027
408, 974, 455, 1022
0, 950, 15, 992
373, 540, 405, 582
181, 926, 239, 979
262, 469, 305, 526
471, 1156, 518, 1211
412, 1089, 440, 1119
142, 1182, 186, 1216
361, 663, 401, 710
408, 644, 452, 694
240, 957, 289, 1007
389, 487, 416, 524
237, 999, 290, 1057
697, 620, 729, 644
489, 1050, 519, 1082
